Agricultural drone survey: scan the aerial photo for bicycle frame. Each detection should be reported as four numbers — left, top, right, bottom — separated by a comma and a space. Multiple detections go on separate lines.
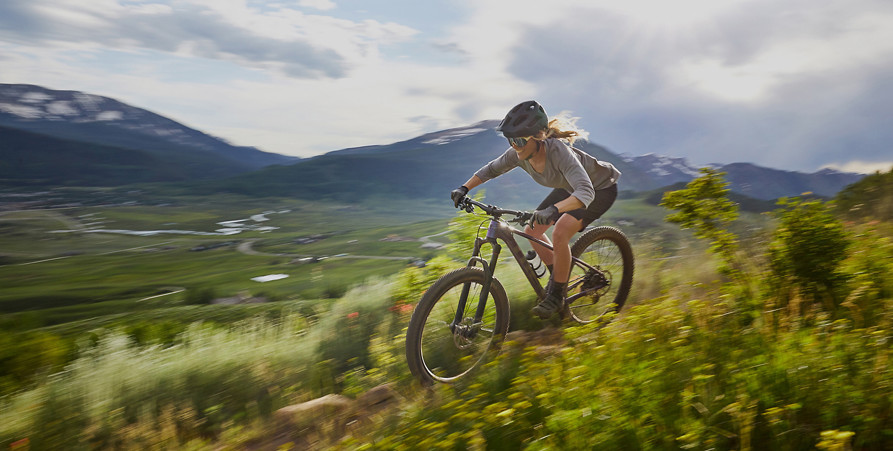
450, 215, 601, 332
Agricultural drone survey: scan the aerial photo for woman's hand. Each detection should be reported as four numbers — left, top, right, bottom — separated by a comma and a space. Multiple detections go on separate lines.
450, 185, 469, 207
530, 205, 558, 226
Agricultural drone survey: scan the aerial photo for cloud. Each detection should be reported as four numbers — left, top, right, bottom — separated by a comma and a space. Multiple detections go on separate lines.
298, 0, 336, 11
463, 0, 893, 171
0, 0, 419, 79
2, 0, 891, 172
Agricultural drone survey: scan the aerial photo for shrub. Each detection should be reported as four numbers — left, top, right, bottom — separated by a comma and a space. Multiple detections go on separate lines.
660, 168, 743, 281
767, 197, 850, 315
0, 329, 71, 397
185, 287, 216, 305
315, 281, 392, 376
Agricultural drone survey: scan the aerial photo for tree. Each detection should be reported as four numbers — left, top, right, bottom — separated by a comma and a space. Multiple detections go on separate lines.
660, 168, 742, 281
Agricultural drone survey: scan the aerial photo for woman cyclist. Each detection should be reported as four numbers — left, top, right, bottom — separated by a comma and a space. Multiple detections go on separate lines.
450, 100, 621, 319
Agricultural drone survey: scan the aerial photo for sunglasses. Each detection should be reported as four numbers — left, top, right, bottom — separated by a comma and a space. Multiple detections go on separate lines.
507, 136, 536, 147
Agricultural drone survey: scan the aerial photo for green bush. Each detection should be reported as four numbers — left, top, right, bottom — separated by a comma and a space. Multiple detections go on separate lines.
767, 197, 851, 315
185, 286, 216, 305
839, 223, 893, 328
661, 168, 741, 280
315, 281, 392, 376
0, 329, 72, 397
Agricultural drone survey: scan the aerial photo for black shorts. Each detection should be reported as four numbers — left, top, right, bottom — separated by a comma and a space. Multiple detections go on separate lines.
536, 184, 618, 231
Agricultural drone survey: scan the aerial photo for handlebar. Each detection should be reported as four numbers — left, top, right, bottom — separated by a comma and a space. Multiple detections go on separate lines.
457, 197, 532, 225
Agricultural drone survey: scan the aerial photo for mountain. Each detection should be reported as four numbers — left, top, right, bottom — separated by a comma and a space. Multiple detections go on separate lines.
192, 123, 864, 206
0, 84, 298, 184
0, 125, 234, 187
0, 83, 864, 201
718, 163, 865, 200
189, 121, 655, 208
623, 154, 864, 200
622, 154, 704, 187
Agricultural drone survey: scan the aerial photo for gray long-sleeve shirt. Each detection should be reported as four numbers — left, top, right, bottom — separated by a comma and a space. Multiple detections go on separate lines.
473, 138, 621, 207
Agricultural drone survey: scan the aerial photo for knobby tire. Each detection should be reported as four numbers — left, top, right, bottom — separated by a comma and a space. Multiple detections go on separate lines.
406, 267, 510, 385
567, 226, 634, 325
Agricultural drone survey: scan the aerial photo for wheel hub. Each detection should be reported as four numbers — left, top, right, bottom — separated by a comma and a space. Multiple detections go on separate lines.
452, 318, 481, 349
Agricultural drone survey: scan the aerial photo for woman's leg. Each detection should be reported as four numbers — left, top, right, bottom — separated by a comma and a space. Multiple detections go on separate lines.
550, 214, 584, 284
531, 214, 584, 319
524, 221, 554, 266
526, 188, 570, 266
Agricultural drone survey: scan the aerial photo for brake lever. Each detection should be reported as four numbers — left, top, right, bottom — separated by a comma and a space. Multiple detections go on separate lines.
458, 198, 474, 213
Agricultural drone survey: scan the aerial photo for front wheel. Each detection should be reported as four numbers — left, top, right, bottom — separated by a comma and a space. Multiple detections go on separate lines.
405, 267, 510, 385
566, 226, 634, 325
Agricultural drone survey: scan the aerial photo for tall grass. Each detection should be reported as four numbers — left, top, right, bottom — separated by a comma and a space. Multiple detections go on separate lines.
353, 289, 891, 450
0, 281, 401, 449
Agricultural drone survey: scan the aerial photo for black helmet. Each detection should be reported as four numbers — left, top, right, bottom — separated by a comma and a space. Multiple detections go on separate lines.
497, 100, 548, 138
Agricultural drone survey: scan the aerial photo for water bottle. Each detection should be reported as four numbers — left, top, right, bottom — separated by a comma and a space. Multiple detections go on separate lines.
525, 250, 547, 278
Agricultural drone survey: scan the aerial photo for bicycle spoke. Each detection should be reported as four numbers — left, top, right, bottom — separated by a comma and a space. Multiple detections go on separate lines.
416, 275, 503, 382
566, 227, 634, 324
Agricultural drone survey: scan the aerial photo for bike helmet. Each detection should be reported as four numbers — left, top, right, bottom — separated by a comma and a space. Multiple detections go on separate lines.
496, 100, 548, 138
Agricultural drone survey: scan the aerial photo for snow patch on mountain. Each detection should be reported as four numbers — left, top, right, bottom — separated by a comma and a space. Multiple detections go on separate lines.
96, 111, 124, 121
20, 92, 52, 103
47, 101, 78, 116
624, 153, 702, 181
0, 103, 42, 119
73, 93, 104, 112
422, 127, 489, 145
652, 156, 701, 178
0, 87, 145, 125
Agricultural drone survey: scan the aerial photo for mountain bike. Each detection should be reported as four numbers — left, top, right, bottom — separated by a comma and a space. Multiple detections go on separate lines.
405, 197, 634, 385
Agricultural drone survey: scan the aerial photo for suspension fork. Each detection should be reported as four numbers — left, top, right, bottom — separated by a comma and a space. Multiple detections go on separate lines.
451, 220, 502, 332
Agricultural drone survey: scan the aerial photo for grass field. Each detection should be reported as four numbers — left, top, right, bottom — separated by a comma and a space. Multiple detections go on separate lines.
0, 188, 770, 334
0, 193, 459, 330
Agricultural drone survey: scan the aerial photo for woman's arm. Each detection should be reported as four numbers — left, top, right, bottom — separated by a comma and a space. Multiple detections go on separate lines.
554, 194, 584, 212
462, 175, 484, 191
473, 148, 520, 184
552, 142, 595, 208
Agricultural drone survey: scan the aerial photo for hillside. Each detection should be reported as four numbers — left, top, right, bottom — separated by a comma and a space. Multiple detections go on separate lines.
189, 122, 864, 207
639, 180, 779, 213
0, 125, 249, 187
188, 121, 652, 208
0, 84, 298, 186
835, 166, 893, 220
720, 163, 865, 200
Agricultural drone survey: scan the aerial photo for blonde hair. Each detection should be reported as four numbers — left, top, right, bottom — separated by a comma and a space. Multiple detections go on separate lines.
543, 111, 589, 145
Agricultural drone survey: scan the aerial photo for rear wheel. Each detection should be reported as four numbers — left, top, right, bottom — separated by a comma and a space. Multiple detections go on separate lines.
566, 226, 634, 325
405, 267, 510, 385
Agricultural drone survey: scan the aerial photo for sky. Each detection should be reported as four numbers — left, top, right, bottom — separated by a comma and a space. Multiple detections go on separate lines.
1, 0, 892, 173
